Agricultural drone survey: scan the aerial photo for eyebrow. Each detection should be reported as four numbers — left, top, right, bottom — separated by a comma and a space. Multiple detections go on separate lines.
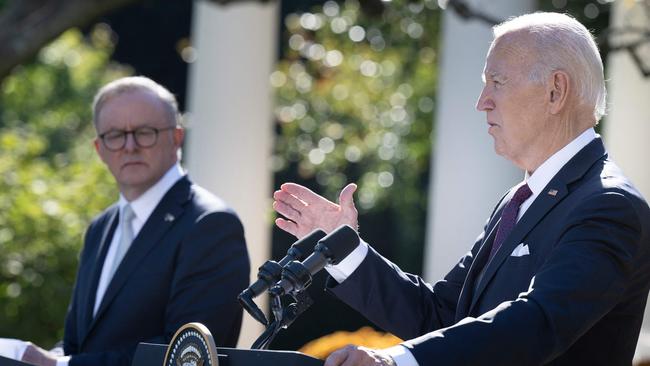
482, 71, 507, 83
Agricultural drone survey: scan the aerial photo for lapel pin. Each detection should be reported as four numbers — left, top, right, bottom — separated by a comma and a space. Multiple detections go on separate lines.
547, 189, 558, 197
164, 213, 175, 222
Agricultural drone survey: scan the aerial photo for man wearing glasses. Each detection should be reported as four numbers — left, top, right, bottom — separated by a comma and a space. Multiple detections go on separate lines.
21, 76, 250, 366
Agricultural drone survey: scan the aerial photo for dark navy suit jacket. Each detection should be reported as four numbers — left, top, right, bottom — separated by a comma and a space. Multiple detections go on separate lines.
63, 176, 250, 366
329, 138, 650, 365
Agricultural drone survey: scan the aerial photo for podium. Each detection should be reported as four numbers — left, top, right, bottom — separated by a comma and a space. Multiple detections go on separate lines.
0, 345, 323, 366
133, 342, 323, 366
0, 356, 31, 366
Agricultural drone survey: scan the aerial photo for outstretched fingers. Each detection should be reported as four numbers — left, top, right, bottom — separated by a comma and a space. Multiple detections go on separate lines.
274, 182, 360, 237
274, 189, 308, 208
280, 183, 332, 207
275, 218, 300, 237
273, 200, 302, 223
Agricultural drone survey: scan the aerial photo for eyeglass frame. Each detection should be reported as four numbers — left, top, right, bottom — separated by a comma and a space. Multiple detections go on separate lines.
97, 126, 178, 152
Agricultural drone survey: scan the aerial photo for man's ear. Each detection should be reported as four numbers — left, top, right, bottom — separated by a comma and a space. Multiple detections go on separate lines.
173, 127, 185, 147
94, 138, 107, 162
548, 70, 570, 115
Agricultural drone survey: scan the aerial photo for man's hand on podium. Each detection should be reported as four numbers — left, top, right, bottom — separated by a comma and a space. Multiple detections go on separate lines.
21, 343, 57, 366
324, 345, 396, 366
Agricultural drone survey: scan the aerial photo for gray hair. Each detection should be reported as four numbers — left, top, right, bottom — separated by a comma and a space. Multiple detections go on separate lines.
493, 12, 606, 121
92, 76, 181, 128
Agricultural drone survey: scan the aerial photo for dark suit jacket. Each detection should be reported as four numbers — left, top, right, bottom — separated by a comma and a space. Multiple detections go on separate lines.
63, 176, 250, 366
329, 138, 650, 365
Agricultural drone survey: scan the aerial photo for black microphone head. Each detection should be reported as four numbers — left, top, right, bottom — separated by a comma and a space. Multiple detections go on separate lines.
270, 226, 358, 296
316, 225, 359, 265
237, 289, 268, 325
280, 229, 327, 266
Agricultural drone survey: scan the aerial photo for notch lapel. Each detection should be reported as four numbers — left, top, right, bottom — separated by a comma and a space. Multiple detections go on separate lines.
78, 206, 119, 344
85, 178, 192, 337
469, 185, 569, 313
455, 215, 501, 321
468, 138, 607, 314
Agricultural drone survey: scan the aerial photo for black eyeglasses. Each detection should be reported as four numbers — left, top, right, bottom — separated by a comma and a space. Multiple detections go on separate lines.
98, 126, 176, 151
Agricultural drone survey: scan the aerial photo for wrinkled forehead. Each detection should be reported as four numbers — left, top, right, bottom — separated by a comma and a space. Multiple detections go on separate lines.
484, 32, 537, 77
96, 90, 171, 129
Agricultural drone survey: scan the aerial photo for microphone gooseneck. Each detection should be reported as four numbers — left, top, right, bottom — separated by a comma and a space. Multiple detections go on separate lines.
238, 229, 327, 325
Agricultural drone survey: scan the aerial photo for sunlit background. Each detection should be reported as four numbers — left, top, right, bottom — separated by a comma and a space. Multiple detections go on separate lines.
1, 0, 649, 363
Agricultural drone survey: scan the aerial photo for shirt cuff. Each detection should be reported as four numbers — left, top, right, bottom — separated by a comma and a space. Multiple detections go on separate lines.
384, 345, 419, 366
325, 239, 368, 283
0, 338, 28, 360
56, 356, 70, 366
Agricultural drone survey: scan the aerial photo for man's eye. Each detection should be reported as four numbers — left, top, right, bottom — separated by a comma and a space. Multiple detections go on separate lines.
105, 131, 125, 140
135, 129, 156, 137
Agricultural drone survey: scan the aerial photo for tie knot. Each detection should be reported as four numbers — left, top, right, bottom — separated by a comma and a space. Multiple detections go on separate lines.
121, 204, 135, 224
512, 183, 533, 206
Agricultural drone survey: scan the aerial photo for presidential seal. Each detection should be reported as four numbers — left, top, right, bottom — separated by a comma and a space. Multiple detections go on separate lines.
163, 323, 219, 366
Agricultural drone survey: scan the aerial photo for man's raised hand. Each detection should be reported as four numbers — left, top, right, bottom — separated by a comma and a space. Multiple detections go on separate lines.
273, 183, 358, 238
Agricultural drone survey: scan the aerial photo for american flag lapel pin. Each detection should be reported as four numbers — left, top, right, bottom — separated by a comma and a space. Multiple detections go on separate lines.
164, 213, 175, 222
547, 189, 558, 197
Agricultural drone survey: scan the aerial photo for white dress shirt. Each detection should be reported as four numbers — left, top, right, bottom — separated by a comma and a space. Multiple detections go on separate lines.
518, 128, 596, 220
324, 128, 597, 366
57, 163, 184, 366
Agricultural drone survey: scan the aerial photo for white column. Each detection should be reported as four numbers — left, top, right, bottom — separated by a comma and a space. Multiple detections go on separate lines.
603, 2, 650, 363
424, 0, 535, 282
185, 0, 279, 348
603, 3, 650, 198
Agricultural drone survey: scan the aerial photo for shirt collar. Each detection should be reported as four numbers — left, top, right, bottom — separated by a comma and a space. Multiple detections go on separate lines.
525, 128, 596, 196
118, 163, 185, 223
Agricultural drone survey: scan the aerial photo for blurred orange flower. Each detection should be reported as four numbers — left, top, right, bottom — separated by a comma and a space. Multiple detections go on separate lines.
299, 327, 402, 360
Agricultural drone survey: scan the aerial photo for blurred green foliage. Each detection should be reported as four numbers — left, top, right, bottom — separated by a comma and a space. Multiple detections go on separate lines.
0, 26, 128, 346
272, 0, 440, 269
539, 0, 611, 31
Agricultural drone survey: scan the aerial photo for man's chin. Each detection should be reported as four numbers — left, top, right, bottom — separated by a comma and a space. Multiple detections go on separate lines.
116, 171, 153, 189
116, 176, 157, 200
493, 142, 507, 157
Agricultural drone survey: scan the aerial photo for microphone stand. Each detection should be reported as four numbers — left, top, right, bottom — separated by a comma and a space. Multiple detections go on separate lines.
250, 282, 313, 349
249, 225, 358, 349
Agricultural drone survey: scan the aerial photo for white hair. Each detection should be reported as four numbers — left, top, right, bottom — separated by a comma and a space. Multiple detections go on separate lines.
92, 76, 180, 128
493, 12, 606, 121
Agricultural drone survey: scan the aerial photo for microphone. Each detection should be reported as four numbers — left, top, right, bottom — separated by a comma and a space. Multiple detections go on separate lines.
269, 225, 359, 297
238, 229, 326, 324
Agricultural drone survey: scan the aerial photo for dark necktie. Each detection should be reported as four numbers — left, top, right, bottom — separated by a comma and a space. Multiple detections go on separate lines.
488, 183, 533, 262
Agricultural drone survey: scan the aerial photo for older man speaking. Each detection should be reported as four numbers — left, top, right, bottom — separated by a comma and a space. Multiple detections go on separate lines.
273, 12, 650, 365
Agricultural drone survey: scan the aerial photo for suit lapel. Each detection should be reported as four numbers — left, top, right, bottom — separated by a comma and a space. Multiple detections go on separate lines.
469, 185, 569, 313
468, 138, 607, 314
86, 177, 192, 335
80, 206, 119, 339
455, 216, 501, 321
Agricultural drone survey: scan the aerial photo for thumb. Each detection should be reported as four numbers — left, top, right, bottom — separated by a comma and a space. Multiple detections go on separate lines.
338, 183, 357, 210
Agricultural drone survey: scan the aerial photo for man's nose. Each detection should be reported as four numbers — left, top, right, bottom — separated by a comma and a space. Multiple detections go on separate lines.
475, 87, 493, 112
124, 132, 138, 151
